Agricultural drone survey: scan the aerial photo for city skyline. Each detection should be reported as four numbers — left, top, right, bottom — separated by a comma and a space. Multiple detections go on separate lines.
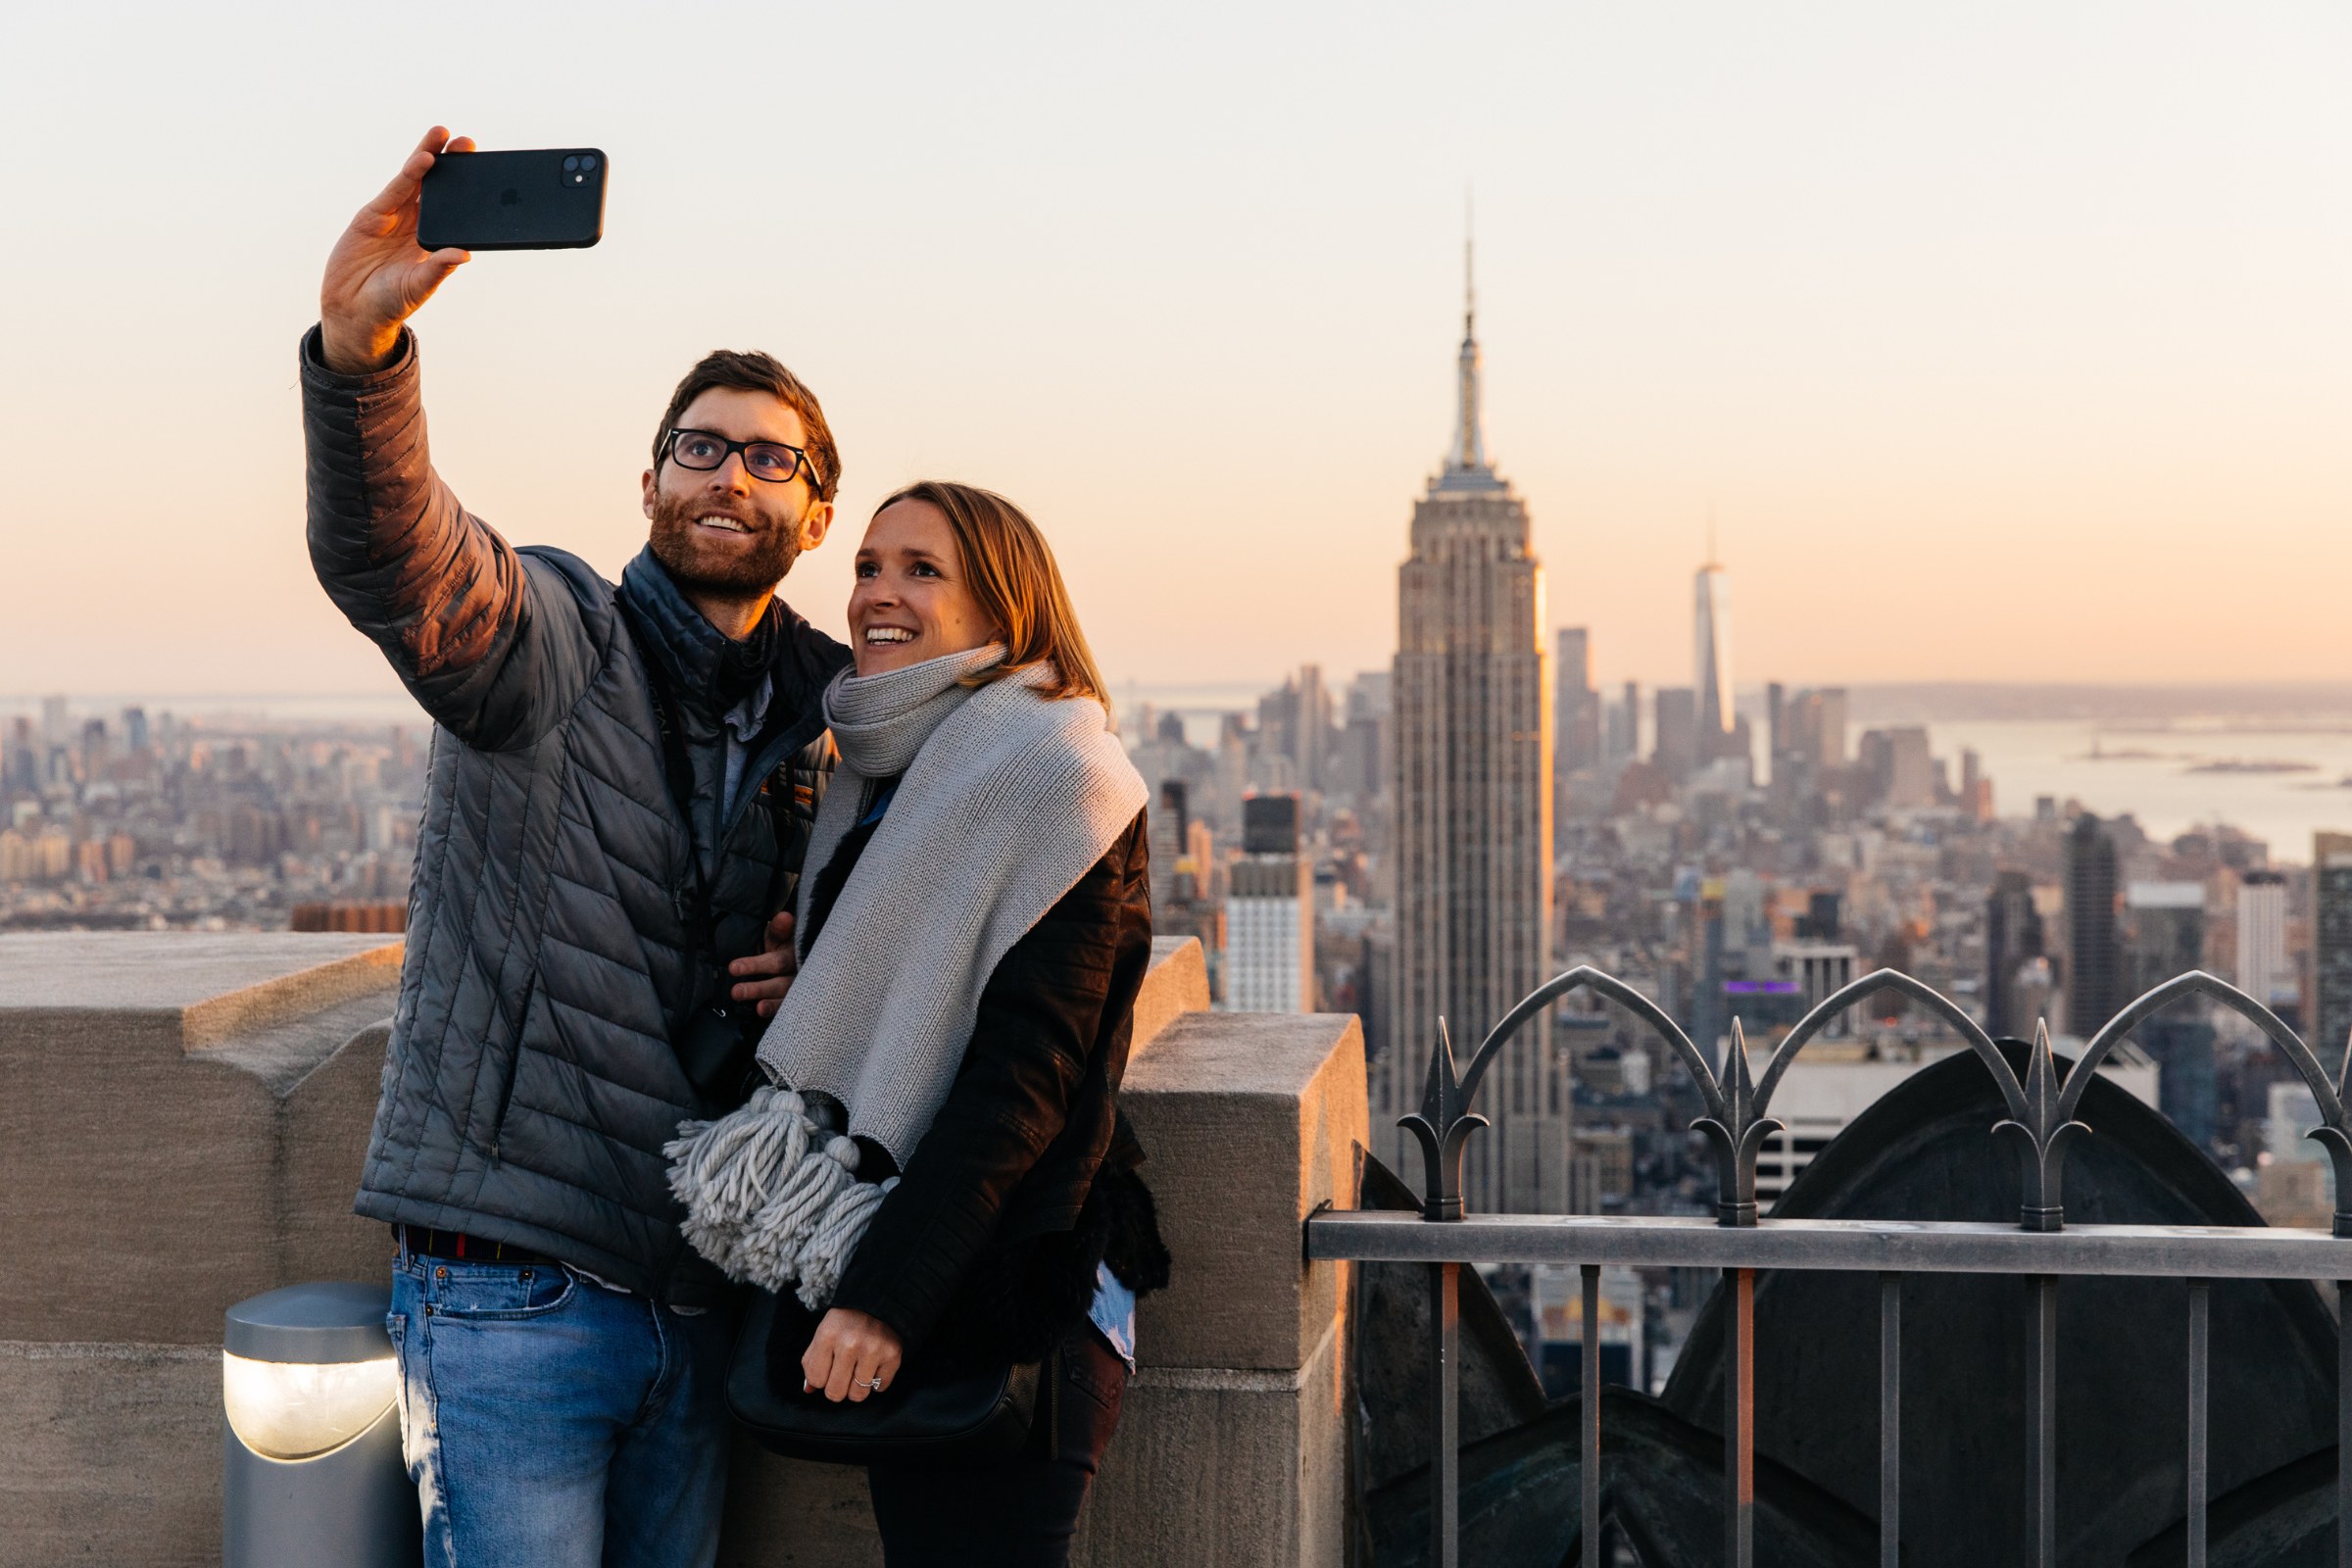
4, 6, 2348, 697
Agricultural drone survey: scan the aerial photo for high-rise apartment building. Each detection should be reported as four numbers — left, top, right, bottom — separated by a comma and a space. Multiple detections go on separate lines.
1224, 795, 1314, 1013
2238, 869, 2293, 1006
2318, 834, 2352, 1072
2065, 815, 2123, 1039
1389, 253, 1559, 1214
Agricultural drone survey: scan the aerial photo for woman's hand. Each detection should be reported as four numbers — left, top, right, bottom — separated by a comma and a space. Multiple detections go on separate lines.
802, 1307, 903, 1402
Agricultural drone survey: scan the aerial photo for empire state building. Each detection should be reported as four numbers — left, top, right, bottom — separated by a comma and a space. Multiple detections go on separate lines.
1386, 255, 1561, 1215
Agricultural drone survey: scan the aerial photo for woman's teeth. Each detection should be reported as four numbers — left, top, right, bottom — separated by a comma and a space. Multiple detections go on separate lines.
863, 627, 914, 644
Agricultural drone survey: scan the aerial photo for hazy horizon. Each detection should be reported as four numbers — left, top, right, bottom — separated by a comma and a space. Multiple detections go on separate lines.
3, 3, 2345, 696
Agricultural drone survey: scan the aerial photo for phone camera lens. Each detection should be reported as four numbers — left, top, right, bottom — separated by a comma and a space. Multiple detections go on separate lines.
563, 156, 580, 172
579, 154, 598, 172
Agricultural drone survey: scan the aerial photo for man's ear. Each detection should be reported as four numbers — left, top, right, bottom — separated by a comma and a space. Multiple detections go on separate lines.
798, 500, 835, 552
641, 468, 658, 520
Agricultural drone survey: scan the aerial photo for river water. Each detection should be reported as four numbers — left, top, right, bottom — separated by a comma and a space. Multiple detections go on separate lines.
1917, 719, 2352, 861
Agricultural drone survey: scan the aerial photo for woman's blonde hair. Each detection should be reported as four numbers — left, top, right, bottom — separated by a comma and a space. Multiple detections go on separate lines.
872, 480, 1110, 712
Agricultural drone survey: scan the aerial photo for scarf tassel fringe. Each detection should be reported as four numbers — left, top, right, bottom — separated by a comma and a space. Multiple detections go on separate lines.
664, 1086, 896, 1309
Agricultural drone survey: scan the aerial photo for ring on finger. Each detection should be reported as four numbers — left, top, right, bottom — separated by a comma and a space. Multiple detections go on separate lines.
859, 1376, 887, 1391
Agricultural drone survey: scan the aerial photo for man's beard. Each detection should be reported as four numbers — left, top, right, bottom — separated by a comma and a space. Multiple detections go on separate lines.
647, 489, 805, 594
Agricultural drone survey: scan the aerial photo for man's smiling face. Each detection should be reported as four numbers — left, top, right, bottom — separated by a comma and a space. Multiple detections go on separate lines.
640, 385, 832, 596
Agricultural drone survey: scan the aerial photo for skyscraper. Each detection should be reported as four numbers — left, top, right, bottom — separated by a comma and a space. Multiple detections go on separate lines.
2237, 869, 2293, 1007
1554, 628, 1601, 823
1224, 796, 1314, 1013
2126, 881, 2215, 1146
1389, 246, 1559, 1214
1694, 556, 1735, 759
2318, 834, 2352, 1072
1653, 688, 1696, 781
1606, 680, 1641, 763
2065, 815, 2122, 1039
1984, 870, 2046, 1039
1554, 628, 1600, 777
2125, 882, 2206, 998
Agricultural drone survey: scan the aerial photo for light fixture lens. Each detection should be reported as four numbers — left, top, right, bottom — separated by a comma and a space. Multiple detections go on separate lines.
221, 1352, 398, 1460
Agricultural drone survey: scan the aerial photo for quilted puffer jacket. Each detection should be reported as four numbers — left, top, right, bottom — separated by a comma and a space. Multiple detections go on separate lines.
302, 326, 852, 1302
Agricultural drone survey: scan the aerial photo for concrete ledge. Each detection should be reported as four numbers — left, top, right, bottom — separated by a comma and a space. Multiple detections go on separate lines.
0, 935, 400, 1345
1133, 936, 1211, 1056
0, 931, 1368, 1566
1124, 1010, 1368, 1373
0, 931, 403, 1050
1075, 1316, 1348, 1567
0, 1341, 220, 1568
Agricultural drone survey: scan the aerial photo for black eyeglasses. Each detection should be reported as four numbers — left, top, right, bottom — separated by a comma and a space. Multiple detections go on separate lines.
661, 427, 818, 487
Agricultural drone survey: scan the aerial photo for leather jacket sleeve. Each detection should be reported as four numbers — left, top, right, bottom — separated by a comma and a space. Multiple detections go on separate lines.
829, 813, 1152, 1353
301, 325, 589, 752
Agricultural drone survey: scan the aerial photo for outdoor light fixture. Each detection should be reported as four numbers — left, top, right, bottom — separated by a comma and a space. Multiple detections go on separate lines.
221, 1282, 419, 1567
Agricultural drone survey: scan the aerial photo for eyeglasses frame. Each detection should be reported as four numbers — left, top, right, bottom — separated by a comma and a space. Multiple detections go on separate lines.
659, 426, 820, 489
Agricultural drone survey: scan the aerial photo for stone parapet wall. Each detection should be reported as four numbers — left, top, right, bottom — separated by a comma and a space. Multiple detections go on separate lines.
0, 932, 1364, 1566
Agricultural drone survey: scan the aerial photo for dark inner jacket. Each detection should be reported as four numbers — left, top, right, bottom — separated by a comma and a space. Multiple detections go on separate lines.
775, 793, 1173, 1375
301, 325, 851, 1301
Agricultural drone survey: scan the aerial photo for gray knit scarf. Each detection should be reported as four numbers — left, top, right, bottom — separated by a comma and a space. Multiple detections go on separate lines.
664, 643, 1147, 1306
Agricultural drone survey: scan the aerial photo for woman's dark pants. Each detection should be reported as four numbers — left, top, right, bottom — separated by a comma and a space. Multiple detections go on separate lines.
865, 1331, 1128, 1567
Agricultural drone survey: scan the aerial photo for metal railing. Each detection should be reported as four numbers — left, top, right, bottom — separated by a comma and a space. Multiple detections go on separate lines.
1304, 966, 2352, 1568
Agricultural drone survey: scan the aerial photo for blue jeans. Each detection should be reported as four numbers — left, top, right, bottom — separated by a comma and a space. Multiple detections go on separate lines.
388, 1247, 738, 1568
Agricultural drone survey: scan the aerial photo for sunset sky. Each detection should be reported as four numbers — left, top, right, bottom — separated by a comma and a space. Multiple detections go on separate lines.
1, 3, 2345, 701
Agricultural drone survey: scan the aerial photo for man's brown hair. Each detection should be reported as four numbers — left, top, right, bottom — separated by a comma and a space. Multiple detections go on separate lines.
873, 480, 1111, 714
653, 350, 841, 502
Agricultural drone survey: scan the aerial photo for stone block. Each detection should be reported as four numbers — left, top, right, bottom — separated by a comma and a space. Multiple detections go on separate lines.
0, 934, 400, 1346
1132, 936, 1210, 1054
1122, 1010, 1367, 1373
0, 1339, 220, 1568
0, 931, 402, 1049
1075, 1317, 1348, 1567
277, 1019, 408, 1287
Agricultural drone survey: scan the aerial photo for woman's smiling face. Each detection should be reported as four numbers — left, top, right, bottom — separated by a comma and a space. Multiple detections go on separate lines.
848, 499, 1003, 677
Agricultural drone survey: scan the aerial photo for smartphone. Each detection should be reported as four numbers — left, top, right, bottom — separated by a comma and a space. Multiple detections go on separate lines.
416, 148, 608, 252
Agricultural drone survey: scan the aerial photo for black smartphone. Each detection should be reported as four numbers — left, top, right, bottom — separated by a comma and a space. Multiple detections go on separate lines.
416, 148, 608, 252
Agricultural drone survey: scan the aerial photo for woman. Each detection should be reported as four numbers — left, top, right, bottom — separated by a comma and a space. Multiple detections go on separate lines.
667, 479, 1169, 1565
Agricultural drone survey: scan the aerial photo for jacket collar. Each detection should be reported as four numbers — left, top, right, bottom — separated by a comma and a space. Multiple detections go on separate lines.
619, 548, 773, 710
617, 546, 851, 753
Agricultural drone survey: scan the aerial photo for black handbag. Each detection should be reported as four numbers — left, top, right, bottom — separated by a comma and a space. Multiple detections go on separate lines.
726, 1288, 1045, 1467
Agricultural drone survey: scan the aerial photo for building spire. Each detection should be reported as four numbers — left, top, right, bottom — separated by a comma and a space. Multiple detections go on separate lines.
1448, 195, 1489, 475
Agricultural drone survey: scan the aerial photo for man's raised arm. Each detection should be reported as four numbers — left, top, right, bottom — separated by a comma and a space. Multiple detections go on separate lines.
303, 127, 573, 750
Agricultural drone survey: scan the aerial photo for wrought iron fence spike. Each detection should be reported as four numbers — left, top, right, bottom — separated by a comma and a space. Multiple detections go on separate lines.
1693, 1016, 1781, 1229
1992, 1021, 2088, 1233
1399, 1017, 1485, 1222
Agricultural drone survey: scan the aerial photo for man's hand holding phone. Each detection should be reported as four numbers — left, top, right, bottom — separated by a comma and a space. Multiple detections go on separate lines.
319, 126, 474, 376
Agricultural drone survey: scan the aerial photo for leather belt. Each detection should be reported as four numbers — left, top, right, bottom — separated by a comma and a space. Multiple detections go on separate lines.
397, 1224, 553, 1266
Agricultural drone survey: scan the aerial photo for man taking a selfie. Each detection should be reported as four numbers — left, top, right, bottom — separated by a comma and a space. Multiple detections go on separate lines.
302, 126, 847, 1566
